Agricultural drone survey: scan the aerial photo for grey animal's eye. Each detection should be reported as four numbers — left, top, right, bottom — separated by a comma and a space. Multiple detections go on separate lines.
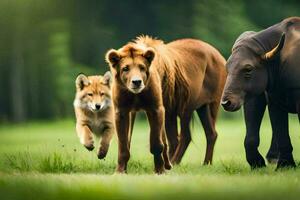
244, 65, 254, 79
122, 65, 129, 72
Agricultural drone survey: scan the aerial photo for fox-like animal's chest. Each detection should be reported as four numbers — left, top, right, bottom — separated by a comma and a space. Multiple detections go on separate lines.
88, 115, 113, 136
75, 106, 114, 136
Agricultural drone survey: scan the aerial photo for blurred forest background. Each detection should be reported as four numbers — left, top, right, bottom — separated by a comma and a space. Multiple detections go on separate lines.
0, 0, 299, 122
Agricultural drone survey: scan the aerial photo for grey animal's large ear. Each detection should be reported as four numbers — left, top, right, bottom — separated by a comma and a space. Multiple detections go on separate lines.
263, 33, 285, 61
143, 48, 155, 64
102, 71, 112, 87
75, 73, 89, 90
105, 49, 120, 67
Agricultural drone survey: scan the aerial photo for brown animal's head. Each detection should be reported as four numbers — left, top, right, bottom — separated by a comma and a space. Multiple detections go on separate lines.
222, 32, 285, 112
74, 72, 112, 112
105, 44, 155, 94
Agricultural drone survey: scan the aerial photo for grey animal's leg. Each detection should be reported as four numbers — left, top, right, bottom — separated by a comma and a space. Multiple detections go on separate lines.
268, 100, 295, 169
243, 93, 267, 169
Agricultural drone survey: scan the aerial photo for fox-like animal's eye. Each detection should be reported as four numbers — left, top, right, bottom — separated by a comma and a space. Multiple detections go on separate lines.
122, 65, 129, 72
100, 92, 105, 96
88, 93, 93, 96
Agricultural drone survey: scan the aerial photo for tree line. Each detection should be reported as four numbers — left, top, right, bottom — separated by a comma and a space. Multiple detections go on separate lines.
0, 0, 299, 122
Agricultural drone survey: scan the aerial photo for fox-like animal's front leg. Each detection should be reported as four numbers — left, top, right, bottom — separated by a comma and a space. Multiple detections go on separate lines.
76, 124, 94, 151
97, 124, 114, 160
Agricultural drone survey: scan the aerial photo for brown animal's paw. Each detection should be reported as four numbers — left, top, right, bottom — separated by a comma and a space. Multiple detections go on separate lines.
164, 161, 172, 170
155, 167, 165, 175
84, 144, 95, 151
115, 167, 127, 174
97, 148, 108, 160
170, 157, 180, 165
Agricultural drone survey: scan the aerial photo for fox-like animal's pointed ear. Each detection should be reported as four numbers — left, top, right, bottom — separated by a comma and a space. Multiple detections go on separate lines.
102, 71, 112, 87
76, 73, 89, 90
105, 49, 120, 67
263, 33, 285, 61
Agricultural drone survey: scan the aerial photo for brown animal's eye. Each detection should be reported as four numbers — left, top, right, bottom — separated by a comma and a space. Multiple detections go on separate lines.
139, 64, 146, 71
100, 92, 105, 96
88, 93, 93, 96
122, 65, 129, 72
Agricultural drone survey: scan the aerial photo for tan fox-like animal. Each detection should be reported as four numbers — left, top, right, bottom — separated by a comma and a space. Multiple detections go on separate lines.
73, 72, 114, 159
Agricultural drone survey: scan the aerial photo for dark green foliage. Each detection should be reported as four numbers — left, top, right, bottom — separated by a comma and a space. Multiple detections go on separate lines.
0, 0, 299, 122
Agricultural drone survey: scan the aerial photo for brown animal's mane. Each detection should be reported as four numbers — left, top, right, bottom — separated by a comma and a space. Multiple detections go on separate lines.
132, 35, 190, 111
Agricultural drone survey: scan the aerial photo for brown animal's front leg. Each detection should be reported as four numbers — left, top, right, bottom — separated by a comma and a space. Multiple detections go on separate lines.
76, 124, 94, 151
146, 106, 166, 174
165, 112, 179, 158
115, 109, 131, 173
97, 124, 114, 160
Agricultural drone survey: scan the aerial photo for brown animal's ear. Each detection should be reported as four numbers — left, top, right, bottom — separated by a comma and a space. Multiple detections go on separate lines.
102, 71, 112, 87
76, 73, 89, 90
143, 48, 155, 64
105, 49, 120, 67
263, 33, 285, 61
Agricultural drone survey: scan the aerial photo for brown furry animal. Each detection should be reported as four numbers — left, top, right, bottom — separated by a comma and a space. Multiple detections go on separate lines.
74, 72, 114, 159
106, 42, 172, 174
106, 35, 226, 173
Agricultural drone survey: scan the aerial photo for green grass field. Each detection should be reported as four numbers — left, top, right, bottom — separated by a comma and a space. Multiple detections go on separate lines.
0, 114, 299, 200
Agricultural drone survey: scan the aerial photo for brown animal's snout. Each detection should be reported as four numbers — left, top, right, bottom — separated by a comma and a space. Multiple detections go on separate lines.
221, 95, 243, 112
131, 78, 142, 88
129, 75, 145, 94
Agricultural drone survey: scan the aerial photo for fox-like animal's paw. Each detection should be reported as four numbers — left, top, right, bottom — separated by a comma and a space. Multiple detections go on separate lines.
84, 143, 95, 151
97, 146, 108, 159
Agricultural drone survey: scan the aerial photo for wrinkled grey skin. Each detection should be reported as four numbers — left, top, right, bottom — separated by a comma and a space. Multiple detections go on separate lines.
222, 17, 300, 169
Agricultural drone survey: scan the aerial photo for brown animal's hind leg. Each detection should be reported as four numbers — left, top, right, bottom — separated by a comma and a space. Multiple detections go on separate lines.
162, 128, 172, 170
197, 103, 218, 165
165, 113, 179, 158
171, 112, 192, 165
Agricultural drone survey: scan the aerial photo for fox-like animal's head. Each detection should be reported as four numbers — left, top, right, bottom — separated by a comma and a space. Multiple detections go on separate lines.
74, 72, 112, 112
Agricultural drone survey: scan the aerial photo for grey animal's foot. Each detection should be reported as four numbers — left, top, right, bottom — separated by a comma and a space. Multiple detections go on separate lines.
276, 159, 296, 170
247, 153, 266, 169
